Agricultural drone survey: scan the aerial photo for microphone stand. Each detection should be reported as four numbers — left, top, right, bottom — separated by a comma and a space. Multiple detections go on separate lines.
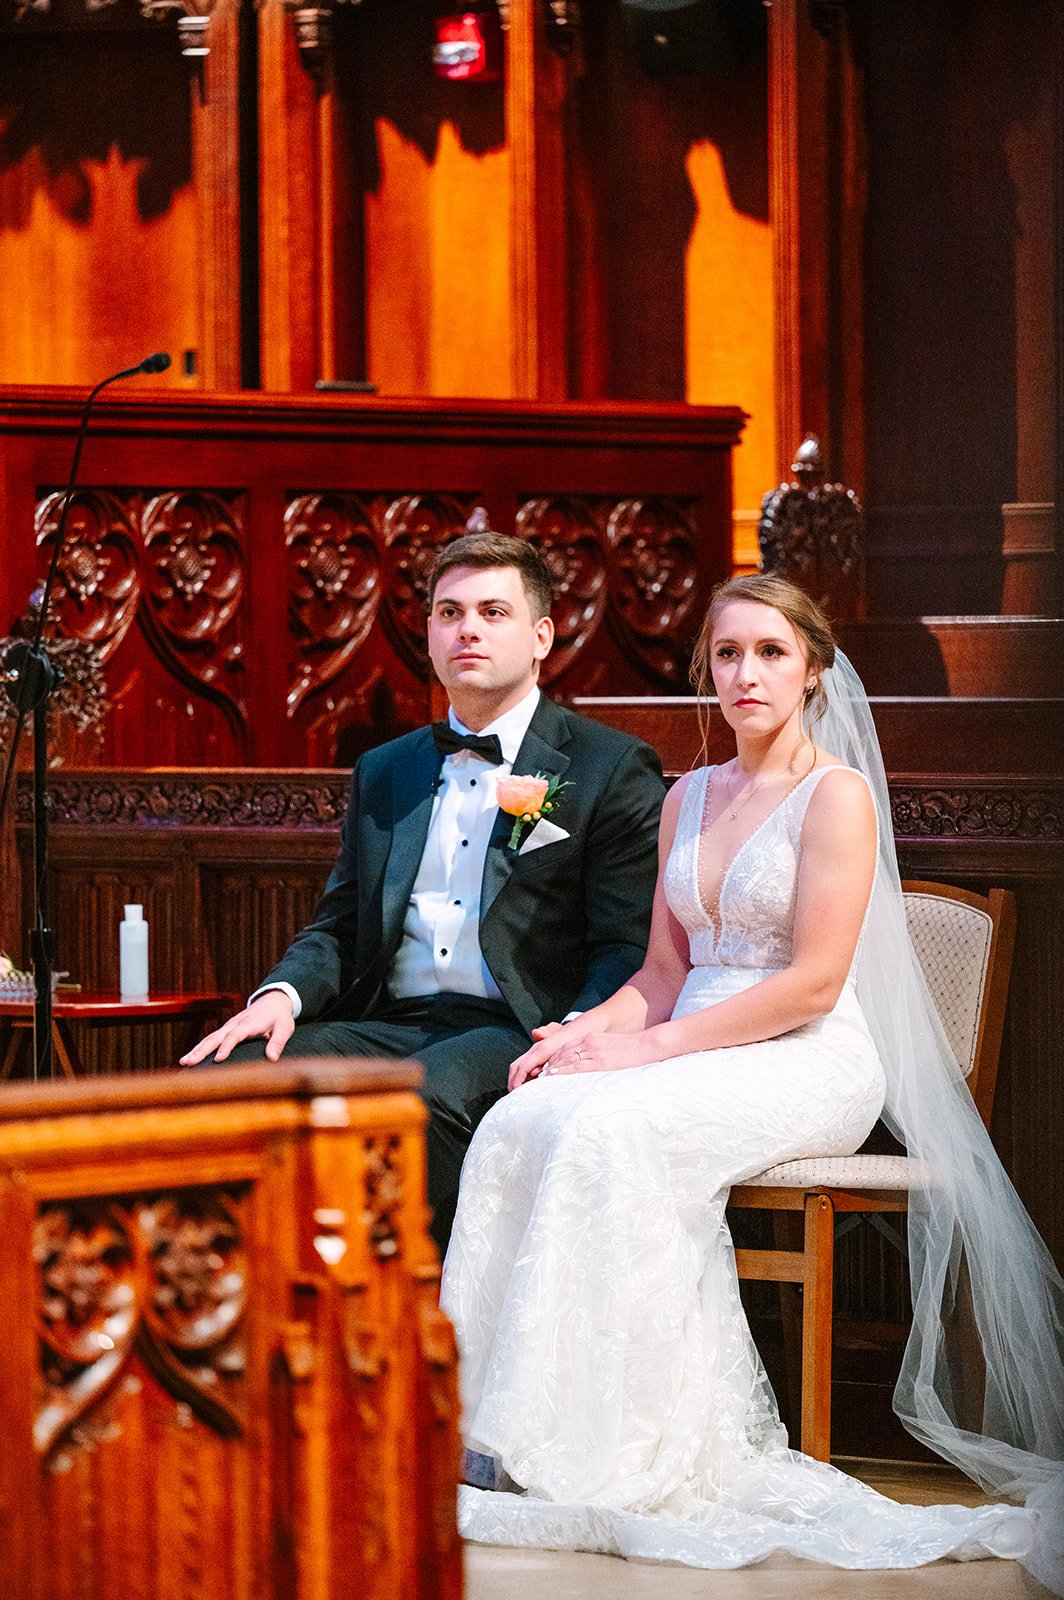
0, 353, 171, 1079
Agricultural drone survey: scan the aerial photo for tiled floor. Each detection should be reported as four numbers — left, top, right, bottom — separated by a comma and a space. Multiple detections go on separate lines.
464, 1460, 1051, 1599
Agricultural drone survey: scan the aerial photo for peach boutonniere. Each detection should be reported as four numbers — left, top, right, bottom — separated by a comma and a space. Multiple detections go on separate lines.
496, 772, 571, 851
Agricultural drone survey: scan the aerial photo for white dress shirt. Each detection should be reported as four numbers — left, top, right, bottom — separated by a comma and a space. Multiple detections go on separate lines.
255, 685, 541, 1018
387, 684, 541, 1001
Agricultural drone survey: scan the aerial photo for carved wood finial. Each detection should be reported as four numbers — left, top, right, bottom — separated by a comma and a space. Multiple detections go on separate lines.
494, 0, 581, 51
285, 0, 363, 84
543, 0, 580, 52
758, 433, 865, 617
139, 0, 215, 59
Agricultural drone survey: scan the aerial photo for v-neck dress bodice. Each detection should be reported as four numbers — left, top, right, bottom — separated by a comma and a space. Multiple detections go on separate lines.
665, 764, 829, 972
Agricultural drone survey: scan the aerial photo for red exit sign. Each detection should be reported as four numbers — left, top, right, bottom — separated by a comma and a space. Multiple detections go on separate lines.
432, 11, 503, 81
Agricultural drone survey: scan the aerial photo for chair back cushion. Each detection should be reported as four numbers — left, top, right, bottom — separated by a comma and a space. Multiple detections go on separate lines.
902, 892, 992, 1077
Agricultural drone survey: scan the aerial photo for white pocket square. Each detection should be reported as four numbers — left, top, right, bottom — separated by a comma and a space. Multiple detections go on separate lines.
518, 819, 570, 855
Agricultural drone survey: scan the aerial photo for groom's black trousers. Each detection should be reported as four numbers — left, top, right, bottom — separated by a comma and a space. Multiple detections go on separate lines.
221, 993, 530, 1258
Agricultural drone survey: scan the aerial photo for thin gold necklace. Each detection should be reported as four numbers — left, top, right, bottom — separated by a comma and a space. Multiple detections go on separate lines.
725, 737, 815, 822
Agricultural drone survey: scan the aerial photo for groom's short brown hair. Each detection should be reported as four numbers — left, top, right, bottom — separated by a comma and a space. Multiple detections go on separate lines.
429, 530, 554, 623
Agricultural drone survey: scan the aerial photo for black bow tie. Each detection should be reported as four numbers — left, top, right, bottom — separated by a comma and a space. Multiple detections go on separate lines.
432, 722, 505, 765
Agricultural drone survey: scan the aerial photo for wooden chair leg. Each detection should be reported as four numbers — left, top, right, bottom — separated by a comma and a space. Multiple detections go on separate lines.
772, 1210, 804, 1440
801, 1192, 835, 1461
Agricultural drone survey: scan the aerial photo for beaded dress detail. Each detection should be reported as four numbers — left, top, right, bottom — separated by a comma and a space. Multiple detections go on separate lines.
441, 766, 1035, 1571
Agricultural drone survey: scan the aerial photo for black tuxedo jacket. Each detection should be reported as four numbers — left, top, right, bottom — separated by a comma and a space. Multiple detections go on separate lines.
262, 696, 665, 1035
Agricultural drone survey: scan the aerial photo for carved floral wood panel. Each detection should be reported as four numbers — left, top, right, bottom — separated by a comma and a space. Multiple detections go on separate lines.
23, 481, 724, 765
35, 490, 142, 664
518, 493, 703, 689
141, 490, 247, 734
35, 1189, 248, 1462
516, 496, 608, 684
606, 497, 702, 686
4, 394, 739, 766
0, 1065, 464, 1600
380, 493, 477, 674
34, 487, 249, 752
286, 493, 383, 713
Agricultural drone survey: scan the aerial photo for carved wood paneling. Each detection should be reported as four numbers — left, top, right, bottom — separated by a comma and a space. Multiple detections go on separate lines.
286, 493, 382, 712
516, 493, 706, 690
516, 495, 608, 681
0, 1064, 461, 1599
22, 771, 348, 831
35, 490, 142, 663
381, 493, 478, 675
605, 497, 702, 687
0, 390, 741, 767
198, 866, 330, 998
36, 1188, 247, 1460
141, 490, 247, 731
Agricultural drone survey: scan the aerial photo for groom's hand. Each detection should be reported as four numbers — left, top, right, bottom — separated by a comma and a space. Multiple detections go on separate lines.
180, 990, 295, 1066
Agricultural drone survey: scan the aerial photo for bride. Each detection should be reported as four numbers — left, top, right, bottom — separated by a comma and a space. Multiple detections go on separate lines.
440, 573, 1064, 1585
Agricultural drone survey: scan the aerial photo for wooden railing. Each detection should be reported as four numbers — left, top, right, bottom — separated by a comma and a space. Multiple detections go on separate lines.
0, 1060, 462, 1600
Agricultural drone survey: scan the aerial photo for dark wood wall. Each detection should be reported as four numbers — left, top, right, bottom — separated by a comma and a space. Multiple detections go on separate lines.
857, 0, 1064, 617
2, 1, 1059, 602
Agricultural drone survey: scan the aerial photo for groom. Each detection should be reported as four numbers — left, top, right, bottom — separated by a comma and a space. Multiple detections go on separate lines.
182, 528, 664, 1252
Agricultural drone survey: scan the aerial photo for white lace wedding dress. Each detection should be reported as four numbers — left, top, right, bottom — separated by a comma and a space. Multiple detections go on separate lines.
441, 766, 1036, 1571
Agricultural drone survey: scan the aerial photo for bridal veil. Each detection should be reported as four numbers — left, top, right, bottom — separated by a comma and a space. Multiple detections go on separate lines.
814, 653, 1064, 1590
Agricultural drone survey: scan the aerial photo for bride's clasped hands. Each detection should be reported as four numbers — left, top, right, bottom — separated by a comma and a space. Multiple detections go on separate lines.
508, 1019, 657, 1086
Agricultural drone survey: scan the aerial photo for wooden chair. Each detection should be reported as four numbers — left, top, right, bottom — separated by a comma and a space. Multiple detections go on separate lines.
727, 880, 1017, 1462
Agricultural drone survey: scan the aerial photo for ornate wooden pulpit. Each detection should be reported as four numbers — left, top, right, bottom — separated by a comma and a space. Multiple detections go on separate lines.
0, 1061, 462, 1600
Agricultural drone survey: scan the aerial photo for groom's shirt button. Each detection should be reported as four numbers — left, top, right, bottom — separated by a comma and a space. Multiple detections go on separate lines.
462, 839, 469, 846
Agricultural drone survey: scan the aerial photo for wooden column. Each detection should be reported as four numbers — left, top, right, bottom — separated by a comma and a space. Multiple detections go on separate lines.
768, 0, 866, 491
1003, 6, 1064, 616
258, 0, 321, 391
193, 0, 244, 390
257, 2, 364, 393
506, 0, 572, 400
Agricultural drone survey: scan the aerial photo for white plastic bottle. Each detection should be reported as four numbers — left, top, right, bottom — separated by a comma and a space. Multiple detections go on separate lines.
119, 904, 149, 998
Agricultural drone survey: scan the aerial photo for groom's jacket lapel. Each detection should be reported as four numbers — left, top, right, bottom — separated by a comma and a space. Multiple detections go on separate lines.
380, 729, 444, 953
479, 696, 572, 925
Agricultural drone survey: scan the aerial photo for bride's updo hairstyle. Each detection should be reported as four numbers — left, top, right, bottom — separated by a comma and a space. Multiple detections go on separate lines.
691, 572, 837, 727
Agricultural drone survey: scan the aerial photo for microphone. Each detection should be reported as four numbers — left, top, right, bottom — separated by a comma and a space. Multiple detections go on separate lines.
113, 351, 172, 381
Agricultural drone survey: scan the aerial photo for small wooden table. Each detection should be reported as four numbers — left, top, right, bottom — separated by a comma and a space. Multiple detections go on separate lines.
0, 991, 241, 1079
